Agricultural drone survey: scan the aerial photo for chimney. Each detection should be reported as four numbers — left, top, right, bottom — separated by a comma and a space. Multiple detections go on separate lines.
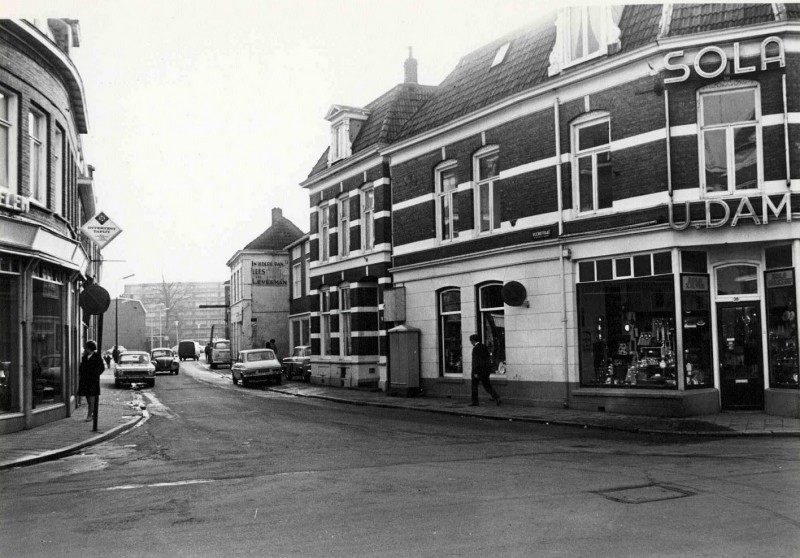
272, 207, 283, 224
404, 47, 418, 84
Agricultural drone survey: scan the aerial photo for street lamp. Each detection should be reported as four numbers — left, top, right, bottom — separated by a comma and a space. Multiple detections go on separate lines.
115, 273, 136, 358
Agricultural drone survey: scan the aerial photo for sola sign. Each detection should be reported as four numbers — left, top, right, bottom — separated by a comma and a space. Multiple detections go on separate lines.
80, 212, 122, 248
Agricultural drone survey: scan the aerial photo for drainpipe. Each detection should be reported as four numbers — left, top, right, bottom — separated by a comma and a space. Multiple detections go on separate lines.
554, 98, 564, 236
783, 74, 791, 188
554, 98, 570, 407
665, 89, 673, 199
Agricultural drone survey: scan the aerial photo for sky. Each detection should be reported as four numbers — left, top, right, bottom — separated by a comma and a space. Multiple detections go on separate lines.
6, 0, 561, 297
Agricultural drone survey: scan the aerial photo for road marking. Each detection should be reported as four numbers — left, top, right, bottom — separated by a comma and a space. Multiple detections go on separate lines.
106, 479, 214, 491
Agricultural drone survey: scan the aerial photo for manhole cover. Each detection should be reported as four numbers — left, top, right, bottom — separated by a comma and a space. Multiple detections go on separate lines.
594, 483, 695, 504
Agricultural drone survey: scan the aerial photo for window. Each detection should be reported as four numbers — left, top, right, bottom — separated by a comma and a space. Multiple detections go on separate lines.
548, 6, 622, 75
436, 162, 458, 241
320, 289, 331, 356
474, 148, 500, 233
362, 187, 374, 250
438, 288, 462, 375
764, 251, 798, 389
32, 277, 64, 406
331, 122, 350, 162
320, 205, 330, 262
339, 196, 350, 257
477, 283, 505, 374
0, 90, 18, 192
340, 285, 351, 357
28, 110, 47, 204
699, 83, 760, 194
567, 6, 605, 62
54, 127, 63, 215
573, 115, 612, 212
292, 262, 302, 299
492, 42, 510, 67
304, 248, 310, 294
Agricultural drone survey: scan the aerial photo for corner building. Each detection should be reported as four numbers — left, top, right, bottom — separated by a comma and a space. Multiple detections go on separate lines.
384, 5, 800, 417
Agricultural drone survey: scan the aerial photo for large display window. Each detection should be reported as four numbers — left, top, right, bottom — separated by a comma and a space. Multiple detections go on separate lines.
0, 271, 19, 413
438, 288, 462, 376
578, 273, 677, 389
765, 268, 798, 389
681, 274, 713, 388
32, 276, 64, 407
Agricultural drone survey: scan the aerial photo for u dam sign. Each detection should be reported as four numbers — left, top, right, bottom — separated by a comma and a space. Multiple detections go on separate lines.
80, 211, 122, 248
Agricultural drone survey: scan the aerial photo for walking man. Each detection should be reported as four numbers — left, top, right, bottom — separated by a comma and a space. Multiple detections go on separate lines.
470, 334, 501, 406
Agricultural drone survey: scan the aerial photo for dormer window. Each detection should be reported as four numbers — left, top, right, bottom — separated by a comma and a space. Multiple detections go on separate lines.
492, 42, 510, 67
548, 6, 623, 76
325, 105, 370, 165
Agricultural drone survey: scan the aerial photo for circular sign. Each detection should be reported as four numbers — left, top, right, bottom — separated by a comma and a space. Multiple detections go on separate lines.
80, 284, 111, 315
501, 281, 527, 307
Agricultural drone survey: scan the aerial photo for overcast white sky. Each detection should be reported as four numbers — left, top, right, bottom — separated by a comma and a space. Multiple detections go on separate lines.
6, 0, 561, 296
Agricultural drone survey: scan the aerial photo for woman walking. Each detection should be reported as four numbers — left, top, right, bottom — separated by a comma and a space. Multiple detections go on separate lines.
77, 340, 105, 422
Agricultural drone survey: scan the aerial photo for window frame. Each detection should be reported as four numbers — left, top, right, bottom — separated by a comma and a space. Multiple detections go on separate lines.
698, 81, 763, 196
292, 261, 302, 299
565, 5, 607, 65
54, 126, 63, 216
338, 195, 350, 257
438, 287, 462, 376
339, 284, 351, 357
361, 186, 375, 251
435, 161, 459, 243
319, 203, 330, 262
28, 108, 47, 206
320, 288, 331, 356
572, 113, 612, 214
476, 282, 506, 375
473, 146, 500, 235
0, 88, 18, 193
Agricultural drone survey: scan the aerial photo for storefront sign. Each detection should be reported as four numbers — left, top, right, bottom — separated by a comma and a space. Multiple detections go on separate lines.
766, 270, 794, 289
80, 212, 122, 248
668, 192, 791, 230
663, 36, 784, 84
682, 275, 709, 292
0, 192, 30, 213
251, 259, 287, 286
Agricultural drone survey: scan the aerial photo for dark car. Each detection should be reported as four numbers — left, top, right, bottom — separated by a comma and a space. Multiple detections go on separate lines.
178, 340, 199, 361
282, 345, 311, 382
151, 348, 179, 375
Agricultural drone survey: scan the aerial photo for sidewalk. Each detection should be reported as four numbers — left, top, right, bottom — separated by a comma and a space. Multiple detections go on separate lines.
3, 375, 799, 471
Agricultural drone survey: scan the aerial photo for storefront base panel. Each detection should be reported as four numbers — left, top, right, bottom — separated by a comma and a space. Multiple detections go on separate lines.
0, 402, 70, 434
570, 388, 720, 417
765, 389, 800, 418
420, 377, 570, 408
311, 362, 381, 388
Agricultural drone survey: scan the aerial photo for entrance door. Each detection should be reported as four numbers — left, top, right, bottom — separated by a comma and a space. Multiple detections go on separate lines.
717, 303, 764, 410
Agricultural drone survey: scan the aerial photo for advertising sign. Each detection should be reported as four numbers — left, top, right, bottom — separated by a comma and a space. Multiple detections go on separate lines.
80, 212, 122, 249
251, 259, 287, 287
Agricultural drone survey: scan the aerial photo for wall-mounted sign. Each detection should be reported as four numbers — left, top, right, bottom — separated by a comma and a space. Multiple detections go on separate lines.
682, 275, 709, 292
251, 259, 287, 286
80, 212, 122, 248
669, 192, 791, 230
0, 192, 30, 213
663, 36, 784, 84
766, 270, 794, 289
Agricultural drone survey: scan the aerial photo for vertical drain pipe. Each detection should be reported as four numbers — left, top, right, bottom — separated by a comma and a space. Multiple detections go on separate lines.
665, 88, 673, 199
554, 98, 570, 408
783, 74, 791, 188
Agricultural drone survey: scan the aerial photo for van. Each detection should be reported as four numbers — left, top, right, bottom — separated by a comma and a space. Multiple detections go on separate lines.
178, 340, 199, 361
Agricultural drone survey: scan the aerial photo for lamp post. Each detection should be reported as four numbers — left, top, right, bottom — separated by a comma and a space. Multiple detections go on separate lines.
115, 274, 136, 357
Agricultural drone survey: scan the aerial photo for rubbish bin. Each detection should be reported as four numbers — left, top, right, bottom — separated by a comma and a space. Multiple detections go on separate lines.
388, 324, 420, 396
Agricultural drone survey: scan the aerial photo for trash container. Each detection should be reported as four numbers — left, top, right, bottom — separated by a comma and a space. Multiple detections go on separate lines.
388, 324, 420, 396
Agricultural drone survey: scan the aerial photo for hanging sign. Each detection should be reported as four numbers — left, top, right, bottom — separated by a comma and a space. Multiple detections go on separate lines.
80, 212, 122, 248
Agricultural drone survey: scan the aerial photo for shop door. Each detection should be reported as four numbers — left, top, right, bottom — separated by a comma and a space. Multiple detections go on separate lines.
717, 303, 764, 410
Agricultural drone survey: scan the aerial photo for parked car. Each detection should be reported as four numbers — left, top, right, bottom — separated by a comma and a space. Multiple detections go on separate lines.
114, 351, 156, 388
231, 349, 283, 387
282, 345, 311, 382
209, 340, 231, 369
178, 340, 199, 361
151, 348, 179, 375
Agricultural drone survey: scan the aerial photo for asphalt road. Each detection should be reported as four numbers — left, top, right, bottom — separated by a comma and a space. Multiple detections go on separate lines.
2, 361, 799, 558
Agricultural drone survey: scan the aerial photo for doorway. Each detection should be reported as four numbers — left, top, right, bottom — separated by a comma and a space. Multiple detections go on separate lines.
717, 302, 764, 410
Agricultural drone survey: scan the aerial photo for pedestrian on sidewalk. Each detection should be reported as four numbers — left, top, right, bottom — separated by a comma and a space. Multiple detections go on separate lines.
78, 340, 105, 422
469, 334, 501, 407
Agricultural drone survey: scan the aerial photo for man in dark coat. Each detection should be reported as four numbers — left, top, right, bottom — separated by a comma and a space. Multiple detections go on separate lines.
112, 345, 120, 364
470, 334, 501, 406
78, 340, 105, 421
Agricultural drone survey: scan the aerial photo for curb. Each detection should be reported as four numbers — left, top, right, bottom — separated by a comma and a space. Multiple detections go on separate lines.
0, 414, 145, 470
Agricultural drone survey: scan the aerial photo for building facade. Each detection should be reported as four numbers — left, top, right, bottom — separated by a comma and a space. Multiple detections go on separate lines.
301, 52, 436, 388
287, 234, 312, 350
299, 5, 800, 418
100, 298, 147, 353
0, 19, 101, 433
228, 208, 304, 358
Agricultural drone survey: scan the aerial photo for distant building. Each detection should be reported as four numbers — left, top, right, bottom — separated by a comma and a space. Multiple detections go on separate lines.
227, 208, 304, 357
101, 298, 147, 352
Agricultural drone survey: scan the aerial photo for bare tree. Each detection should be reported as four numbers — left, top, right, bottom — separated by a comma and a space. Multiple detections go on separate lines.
151, 277, 189, 346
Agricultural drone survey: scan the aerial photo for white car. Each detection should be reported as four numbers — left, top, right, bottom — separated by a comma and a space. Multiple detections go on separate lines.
114, 351, 156, 388
231, 349, 283, 387
210, 340, 231, 369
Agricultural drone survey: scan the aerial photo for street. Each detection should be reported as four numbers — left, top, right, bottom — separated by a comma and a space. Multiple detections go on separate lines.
1, 361, 799, 558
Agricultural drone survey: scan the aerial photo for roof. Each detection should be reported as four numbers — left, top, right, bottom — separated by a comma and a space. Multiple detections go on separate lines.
243, 209, 304, 251
307, 82, 437, 178
395, 4, 796, 141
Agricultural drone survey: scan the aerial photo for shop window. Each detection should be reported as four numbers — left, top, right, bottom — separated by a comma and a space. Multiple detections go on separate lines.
681, 274, 713, 388
477, 283, 505, 374
699, 82, 761, 194
32, 278, 64, 407
438, 288, 462, 376
0, 273, 19, 413
340, 284, 351, 357
361, 187, 374, 250
681, 251, 708, 273
0, 89, 18, 192
436, 161, 459, 242
578, 276, 677, 388
474, 147, 500, 234
716, 265, 758, 296
765, 266, 798, 389
597, 259, 613, 281
573, 114, 612, 213
29, 110, 47, 205
579, 252, 672, 284
338, 196, 350, 257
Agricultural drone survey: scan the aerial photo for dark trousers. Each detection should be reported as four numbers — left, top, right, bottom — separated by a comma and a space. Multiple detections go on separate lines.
471, 373, 499, 404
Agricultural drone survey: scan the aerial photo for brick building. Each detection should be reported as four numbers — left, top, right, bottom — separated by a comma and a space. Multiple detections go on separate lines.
286, 234, 312, 351
301, 5, 800, 418
0, 19, 102, 433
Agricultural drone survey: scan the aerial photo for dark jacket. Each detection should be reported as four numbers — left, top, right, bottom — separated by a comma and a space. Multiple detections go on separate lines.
77, 351, 105, 396
471, 342, 493, 377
